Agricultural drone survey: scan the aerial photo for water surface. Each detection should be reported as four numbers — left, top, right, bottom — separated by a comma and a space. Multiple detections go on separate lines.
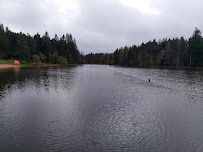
0, 65, 203, 152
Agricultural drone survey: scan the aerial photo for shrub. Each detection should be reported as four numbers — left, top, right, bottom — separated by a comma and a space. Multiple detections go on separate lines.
57, 56, 68, 66
32, 54, 41, 64
50, 51, 68, 66
39, 52, 46, 62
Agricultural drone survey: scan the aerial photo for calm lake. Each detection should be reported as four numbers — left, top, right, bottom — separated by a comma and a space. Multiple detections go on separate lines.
0, 65, 203, 152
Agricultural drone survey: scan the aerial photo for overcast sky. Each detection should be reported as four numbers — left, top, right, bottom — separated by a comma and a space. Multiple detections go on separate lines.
0, 0, 203, 54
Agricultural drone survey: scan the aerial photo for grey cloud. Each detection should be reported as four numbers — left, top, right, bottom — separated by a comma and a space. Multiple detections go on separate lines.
0, 0, 202, 54
0, 0, 48, 33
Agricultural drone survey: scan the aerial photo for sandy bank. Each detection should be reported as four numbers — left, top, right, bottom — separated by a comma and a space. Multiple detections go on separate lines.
0, 64, 21, 69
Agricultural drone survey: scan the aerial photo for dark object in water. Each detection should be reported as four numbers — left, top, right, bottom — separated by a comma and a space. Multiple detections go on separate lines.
148, 79, 150, 83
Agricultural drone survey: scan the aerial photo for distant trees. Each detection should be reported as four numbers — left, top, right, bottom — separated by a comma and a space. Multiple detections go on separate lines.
85, 28, 203, 67
0, 24, 9, 59
85, 53, 113, 64
0, 23, 84, 65
188, 28, 203, 67
42, 31, 52, 60
1, 23, 202, 68
15, 35, 31, 63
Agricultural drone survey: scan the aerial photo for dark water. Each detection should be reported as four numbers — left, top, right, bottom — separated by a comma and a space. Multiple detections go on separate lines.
0, 65, 203, 152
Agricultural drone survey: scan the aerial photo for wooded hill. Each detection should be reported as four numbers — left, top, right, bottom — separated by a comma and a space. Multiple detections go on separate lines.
85, 28, 203, 67
0, 24, 84, 65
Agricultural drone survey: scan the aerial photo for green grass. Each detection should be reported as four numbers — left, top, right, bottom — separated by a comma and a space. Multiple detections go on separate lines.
0, 59, 80, 68
0, 59, 13, 65
0, 59, 34, 67
21, 63, 35, 67
20, 61, 35, 67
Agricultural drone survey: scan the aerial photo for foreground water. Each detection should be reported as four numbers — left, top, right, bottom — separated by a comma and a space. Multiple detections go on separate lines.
0, 65, 203, 152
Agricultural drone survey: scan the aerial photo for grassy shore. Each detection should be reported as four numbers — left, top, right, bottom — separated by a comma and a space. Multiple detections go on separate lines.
0, 59, 79, 69
0, 60, 33, 66
0, 60, 13, 65
0, 59, 57, 68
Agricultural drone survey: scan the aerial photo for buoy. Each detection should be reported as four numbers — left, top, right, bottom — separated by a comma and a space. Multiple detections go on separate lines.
148, 79, 150, 83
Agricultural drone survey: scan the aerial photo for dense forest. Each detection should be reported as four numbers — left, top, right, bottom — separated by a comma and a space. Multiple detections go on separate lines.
0, 24, 84, 65
85, 28, 203, 67
1, 24, 203, 67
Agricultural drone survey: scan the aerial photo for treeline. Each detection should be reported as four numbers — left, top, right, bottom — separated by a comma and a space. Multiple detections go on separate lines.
85, 28, 203, 67
0, 24, 84, 65
85, 53, 114, 65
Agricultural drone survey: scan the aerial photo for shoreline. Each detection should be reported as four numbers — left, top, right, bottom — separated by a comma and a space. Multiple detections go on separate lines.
2, 63, 202, 70
0, 63, 80, 69
122, 65, 203, 70
0, 63, 59, 69
0, 64, 21, 69
85, 64, 203, 70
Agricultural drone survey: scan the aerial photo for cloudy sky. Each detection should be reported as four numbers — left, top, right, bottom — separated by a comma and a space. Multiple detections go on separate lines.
0, 0, 203, 54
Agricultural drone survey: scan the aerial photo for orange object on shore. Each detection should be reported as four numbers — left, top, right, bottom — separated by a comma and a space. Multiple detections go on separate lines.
13, 60, 20, 65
